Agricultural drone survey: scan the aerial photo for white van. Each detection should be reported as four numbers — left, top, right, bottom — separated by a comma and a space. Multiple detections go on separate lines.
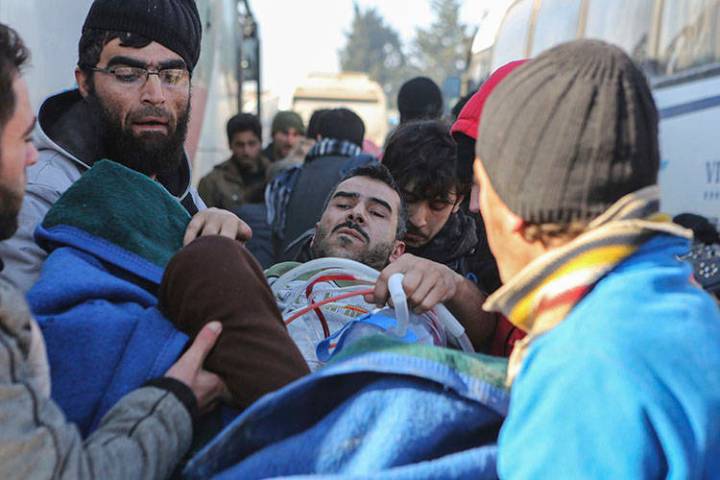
292, 72, 388, 148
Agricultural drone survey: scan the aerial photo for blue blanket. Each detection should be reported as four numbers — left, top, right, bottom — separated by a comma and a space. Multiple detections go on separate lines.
28, 241, 188, 435
27, 161, 191, 435
184, 338, 508, 479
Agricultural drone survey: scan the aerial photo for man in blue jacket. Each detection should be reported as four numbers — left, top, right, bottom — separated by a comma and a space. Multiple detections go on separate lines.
473, 40, 720, 477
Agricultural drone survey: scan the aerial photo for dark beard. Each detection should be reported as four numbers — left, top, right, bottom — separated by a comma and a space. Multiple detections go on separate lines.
311, 223, 394, 270
87, 93, 190, 176
0, 182, 22, 240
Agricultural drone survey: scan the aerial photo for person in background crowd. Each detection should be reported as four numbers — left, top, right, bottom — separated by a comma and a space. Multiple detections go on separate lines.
397, 76, 443, 124
198, 113, 269, 210
0, 0, 250, 294
263, 110, 305, 162
0, 22, 227, 480
450, 90, 475, 122
266, 108, 327, 179
473, 40, 720, 477
380, 119, 499, 350
384, 120, 498, 289
269, 108, 375, 261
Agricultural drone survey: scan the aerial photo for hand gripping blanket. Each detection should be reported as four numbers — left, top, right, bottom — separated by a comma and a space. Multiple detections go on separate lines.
27, 160, 191, 435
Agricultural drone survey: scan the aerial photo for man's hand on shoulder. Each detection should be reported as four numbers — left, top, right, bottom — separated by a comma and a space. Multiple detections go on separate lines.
184, 208, 252, 246
366, 253, 463, 313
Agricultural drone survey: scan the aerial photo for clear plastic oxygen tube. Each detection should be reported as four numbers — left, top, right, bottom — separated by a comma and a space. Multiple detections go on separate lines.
388, 273, 410, 336
387, 273, 474, 353
270, 257, 475, 353
271, 258, 380, 297
435, 304, 475, 353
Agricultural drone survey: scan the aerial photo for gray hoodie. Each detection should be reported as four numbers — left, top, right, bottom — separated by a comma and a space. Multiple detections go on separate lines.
0, 90, 205, 292
0, 274, 195, 479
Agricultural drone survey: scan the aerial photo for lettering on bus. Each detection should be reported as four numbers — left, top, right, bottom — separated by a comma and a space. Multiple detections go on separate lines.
704, 160, 720, 201
707, 161, 720, 184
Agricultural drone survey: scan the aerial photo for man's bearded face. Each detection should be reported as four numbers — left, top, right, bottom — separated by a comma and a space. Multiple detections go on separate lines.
89, 90, 190, 176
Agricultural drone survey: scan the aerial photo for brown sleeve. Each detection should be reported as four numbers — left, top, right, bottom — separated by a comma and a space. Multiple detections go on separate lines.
158, 235, 310, 409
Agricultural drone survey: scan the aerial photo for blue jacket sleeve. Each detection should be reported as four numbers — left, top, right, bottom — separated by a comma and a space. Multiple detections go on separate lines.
498, 348, 665, 479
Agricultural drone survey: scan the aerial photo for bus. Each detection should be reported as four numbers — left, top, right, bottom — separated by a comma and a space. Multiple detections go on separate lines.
0, 0, 246, 184
464, 0, 720, 225
291, 72, 388, 148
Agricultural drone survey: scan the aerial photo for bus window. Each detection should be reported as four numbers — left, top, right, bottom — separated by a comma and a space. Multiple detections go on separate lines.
584, 0, 654, 63
657, 0, 720, 76
530, 0, 581, 57
492, 0, 534, 70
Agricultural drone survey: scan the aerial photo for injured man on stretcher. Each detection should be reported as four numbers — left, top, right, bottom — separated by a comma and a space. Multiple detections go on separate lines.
28, 161, 498, 422
161, 163, 499, 399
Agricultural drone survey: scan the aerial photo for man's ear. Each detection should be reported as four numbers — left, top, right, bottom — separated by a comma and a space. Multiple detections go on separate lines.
75, 67, 91, 98
388, 240, 405, 263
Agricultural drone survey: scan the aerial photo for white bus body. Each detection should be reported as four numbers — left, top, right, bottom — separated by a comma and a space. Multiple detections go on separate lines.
465, 0, 720, 225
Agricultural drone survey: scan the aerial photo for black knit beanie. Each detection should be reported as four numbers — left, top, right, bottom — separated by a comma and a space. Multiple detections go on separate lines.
398, 76, 444, 123
83, 0, 202, 71
476, 40, 659, 224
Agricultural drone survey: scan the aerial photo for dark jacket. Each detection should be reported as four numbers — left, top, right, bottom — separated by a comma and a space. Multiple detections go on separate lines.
406, 210, 501, 294
198, 155, 270, 210
263, 143, 278, 163
0, 89, 204, 293
279, 139, 375, 259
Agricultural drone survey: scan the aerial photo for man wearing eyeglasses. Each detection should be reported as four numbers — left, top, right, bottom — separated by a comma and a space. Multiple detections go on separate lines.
0, 0, 252, 293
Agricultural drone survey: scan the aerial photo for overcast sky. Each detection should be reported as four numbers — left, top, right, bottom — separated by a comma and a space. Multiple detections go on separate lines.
251, 0, 490, 107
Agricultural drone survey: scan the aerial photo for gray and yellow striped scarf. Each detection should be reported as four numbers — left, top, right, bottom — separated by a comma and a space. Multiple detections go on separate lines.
483, 186, 691, 385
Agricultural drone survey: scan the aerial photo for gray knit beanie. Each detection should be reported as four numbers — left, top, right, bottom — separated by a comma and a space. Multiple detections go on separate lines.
271, 111, 306, 135
476, 40, 659, 224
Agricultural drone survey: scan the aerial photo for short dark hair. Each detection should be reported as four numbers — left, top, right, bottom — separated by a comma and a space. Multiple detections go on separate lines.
397, 76, 443, 124
383, 120, 467, 203
0, 24, 29, 137
306, 108, 329, 139
325, 163, 407, 239
316, 108, 365, 148
226, 113, 261, 144
77, 29, 153, 89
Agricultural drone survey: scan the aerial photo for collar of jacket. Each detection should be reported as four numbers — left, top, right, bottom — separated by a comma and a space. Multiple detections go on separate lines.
35, 89, 195, 201
305, 138, 362, 163
34, 160, 191, 284
406, 210, 479, 269
227, 153, 270, 177
482, 186, 692, 385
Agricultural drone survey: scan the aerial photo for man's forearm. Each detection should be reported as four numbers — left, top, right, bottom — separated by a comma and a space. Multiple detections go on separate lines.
446, 276, 498, 349
1, 342, 193, 479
